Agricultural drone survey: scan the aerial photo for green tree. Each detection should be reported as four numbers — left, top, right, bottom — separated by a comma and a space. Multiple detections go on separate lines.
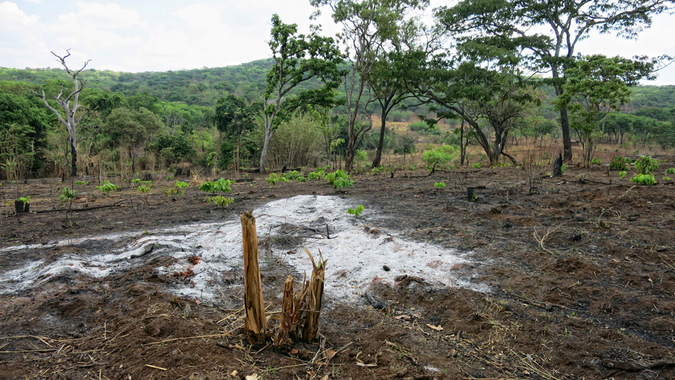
0, 91, 50, 178
555, 55, 657, 166
259, 14, 344, 171
215, 94, 256, 171
104, 107, 163, 173
312, 0, 429, 172
409, 41, 539, 165
437, 0, 673, 162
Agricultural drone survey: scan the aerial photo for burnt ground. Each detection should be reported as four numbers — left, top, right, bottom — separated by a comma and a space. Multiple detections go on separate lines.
0, 160, 673, 379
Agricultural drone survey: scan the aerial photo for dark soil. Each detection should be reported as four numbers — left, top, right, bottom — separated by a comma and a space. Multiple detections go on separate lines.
0, 162, 674, 379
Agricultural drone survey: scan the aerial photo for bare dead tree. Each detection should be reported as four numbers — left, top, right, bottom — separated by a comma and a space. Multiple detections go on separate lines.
38, 50, 90, 177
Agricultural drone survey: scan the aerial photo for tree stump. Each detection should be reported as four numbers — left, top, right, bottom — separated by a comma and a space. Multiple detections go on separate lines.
240, 211, 266, 343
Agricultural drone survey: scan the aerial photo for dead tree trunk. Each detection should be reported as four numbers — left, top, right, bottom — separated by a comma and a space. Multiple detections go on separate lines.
240, 211, 266, 343
38, 50, 89, 177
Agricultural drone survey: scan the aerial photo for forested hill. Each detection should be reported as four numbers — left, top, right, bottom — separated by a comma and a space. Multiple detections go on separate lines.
0, 59, 274, 107
1, 61, 674, 110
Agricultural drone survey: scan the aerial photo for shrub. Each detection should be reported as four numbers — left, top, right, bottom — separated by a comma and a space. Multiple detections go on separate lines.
421, 145, 459, 170
266, 173, 289, 188
609, 156, 628, 171
282, 170, 302, 180
59, 187, 77, 204
326, 170, 354, 190
665, 168, 675, 174
199, 178, 233, 192
630, 174, 656, 185
634, 156, 658, 175
96, 181, 118, 193
472, 163, 482, 169
591, 158, 602, 165
136, 184, 152, 194
619, 171, 627, 179
205, 195, 234, 208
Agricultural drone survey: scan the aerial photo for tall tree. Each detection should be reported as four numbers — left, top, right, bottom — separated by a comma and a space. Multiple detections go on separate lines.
215, 94, 255, 171
555, 54, 657, 166
311, 0, 429, 172
437, 0, 673, 162
259, 14, 344, 171
38, 50, 90, 177
103, 107, 163, 174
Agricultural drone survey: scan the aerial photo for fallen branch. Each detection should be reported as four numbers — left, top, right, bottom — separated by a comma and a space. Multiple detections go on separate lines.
35, 201, 125, 214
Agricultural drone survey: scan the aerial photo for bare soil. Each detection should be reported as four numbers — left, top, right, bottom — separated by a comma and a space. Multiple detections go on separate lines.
0, 160, 674, 379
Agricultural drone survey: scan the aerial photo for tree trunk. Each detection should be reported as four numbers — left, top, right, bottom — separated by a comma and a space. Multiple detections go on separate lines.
345, 133, 356, 173
371, 116, 387, 168
560, 107, 572, 162
70, 136, 77, 177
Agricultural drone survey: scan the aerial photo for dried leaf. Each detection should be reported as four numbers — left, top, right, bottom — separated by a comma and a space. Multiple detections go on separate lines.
325, 348, 336, 360
426, 324, 443, 331
394, 315, 411, 321
245, 374, 261, 380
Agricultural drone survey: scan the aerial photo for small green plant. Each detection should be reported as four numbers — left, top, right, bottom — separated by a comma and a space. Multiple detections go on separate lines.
96, 181, 118, 193
74, 180, 89, 186
665, 168, 675, 174
199, 178, 233, 192
434, 182, 446, 189
609, 156, 628, 171
19, 196, 30, 203
266, 173, 289, 188
205, 195, 234, 208
663, 176, 671, 181
630, 173, 656, 185
307, 165, 330, 180
347, 204, 364, 217
619, 171, 627, 179
136, 184, 152, 193
472, 163, 482, 169
131, 178, 142, 184
355, 149, 367, 162
634, 156, 658, 175
297, 176, 307, 182
630, 156, 659, 185
326, 170, 354, 190
561, 164, 567, 174
282, 170, 302, 180
591, 158, 602, 165
421, 145, 459, 170
59, 187, 77, 204
175, 180, 189, 189
166, 175, 174, 180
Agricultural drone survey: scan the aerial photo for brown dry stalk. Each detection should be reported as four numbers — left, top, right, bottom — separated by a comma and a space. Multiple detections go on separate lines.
241, 211, 266, 343
274, 275, 295, 348
302, 249, 326, 343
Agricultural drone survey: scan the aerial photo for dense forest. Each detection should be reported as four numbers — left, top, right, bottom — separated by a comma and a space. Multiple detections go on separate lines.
1, 0, 674, 181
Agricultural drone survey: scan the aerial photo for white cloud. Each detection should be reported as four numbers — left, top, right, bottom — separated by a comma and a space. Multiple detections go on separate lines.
0, 1, 39, 28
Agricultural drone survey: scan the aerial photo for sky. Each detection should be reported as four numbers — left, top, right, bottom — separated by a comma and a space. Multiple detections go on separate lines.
1, 0, 674, 85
